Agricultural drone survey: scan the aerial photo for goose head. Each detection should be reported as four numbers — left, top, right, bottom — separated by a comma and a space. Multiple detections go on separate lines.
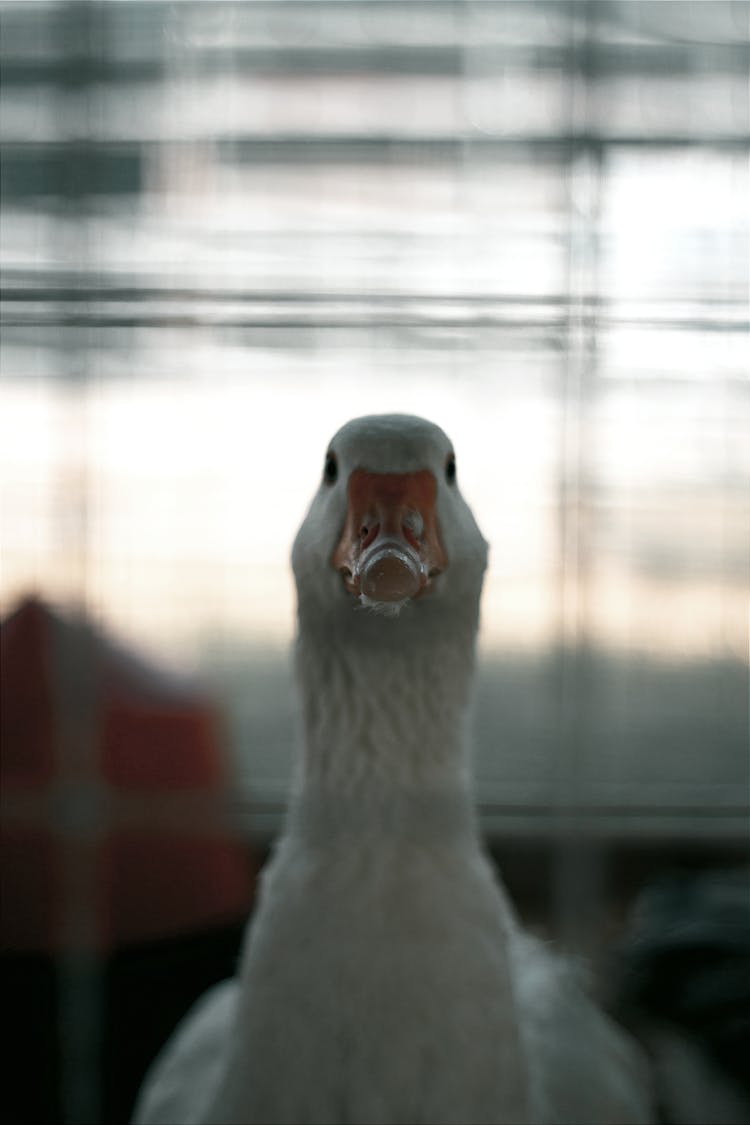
292, 415, 489, 638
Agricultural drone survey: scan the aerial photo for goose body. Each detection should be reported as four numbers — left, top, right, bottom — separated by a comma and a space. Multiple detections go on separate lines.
133, 415, 653, 1125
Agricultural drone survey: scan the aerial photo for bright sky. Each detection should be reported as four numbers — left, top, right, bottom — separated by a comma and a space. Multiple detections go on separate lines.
1, 117, 747, 672
1, 346, 747, 669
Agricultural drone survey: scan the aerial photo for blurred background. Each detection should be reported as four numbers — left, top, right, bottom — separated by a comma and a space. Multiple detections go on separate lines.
1, 2, 748, 1122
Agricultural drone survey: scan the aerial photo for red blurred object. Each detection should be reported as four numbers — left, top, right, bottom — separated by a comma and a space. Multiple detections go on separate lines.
0, 829, 62, 950
1, 596, 256, 953
101, 832, 253, 948
1, 597, 56, 788
101, 700, 222, 791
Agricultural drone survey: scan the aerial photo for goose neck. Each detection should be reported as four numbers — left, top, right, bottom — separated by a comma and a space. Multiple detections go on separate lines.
294, 615, 478, 793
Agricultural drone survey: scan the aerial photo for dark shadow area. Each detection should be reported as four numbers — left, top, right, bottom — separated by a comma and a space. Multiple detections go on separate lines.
101, 920, 248, 1125
1, 920, 247, 1125
2, 954, 62, 1125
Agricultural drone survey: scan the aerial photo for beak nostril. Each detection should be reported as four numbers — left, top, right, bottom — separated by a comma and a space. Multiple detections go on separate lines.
402, 509, 424, 551
402, 525, 420, 551
360, 522, 379, 550
403, 509, 424, 539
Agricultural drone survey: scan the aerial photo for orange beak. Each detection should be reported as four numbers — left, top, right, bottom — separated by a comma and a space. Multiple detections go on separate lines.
332, 469, 447, 603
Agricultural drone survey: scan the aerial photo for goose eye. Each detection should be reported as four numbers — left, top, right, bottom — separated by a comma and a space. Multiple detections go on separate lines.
323, 452, 338, 485
445, 453, 456, 484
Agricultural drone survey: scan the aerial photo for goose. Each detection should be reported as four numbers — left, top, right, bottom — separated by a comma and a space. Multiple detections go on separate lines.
133, 413, 653, 1125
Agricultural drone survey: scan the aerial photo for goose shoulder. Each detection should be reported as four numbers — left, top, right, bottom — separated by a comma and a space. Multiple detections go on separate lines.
132, 982, 238, 1125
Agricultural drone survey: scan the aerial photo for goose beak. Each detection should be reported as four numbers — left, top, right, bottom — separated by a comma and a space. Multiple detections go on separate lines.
332, 470, 447, 604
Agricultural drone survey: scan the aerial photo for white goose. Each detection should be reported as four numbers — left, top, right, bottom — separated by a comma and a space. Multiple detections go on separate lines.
133, 414, 653, 1125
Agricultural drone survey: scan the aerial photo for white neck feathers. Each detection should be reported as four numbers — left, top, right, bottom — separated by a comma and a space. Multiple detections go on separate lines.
296, 612, 477, 784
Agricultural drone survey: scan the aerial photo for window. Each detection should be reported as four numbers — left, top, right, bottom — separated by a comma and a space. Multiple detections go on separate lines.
2, 3, 747, 831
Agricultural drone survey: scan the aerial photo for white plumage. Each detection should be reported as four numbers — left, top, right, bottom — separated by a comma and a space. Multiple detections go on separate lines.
133, 414, 653, 1125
